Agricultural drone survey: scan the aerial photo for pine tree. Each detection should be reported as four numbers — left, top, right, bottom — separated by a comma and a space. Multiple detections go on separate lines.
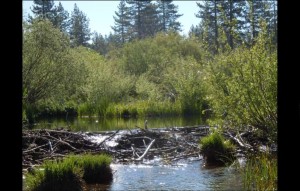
248, 0, 277, 45
269, 0, 277, 44
188, 24, 202, 38
196, 0, 220, 53
69, 3, 91, 47
52, 2, 70, 33
90, 32, 108, 55
112, 0, 131, 43
157, 0, 182, 32
31, 0, 55, 20
244, 0, 273, 44
218, 0, 247, 49
127, 0, 159, 39
142, 2, 160, 37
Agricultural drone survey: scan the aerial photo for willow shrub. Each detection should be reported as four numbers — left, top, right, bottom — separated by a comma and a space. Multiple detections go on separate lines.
204, 27, 277, 141
165, 57, 207, 116
199, 130, 236, 165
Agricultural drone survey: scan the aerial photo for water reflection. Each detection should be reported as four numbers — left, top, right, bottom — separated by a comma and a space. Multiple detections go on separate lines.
32, 116, 204, 132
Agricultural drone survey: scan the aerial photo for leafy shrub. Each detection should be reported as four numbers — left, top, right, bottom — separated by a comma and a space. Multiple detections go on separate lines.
204, 26, 277, 141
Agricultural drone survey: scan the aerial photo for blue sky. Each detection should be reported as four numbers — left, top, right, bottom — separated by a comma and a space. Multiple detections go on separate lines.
22, 1, 201, 37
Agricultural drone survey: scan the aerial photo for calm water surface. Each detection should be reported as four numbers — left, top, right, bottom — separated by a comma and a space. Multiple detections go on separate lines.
32, 116, 204, 132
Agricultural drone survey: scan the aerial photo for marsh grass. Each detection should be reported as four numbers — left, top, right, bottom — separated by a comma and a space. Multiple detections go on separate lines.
74, 153, 113, 184
199, 130, 236, 165
25, 154, 113, 191
243, 152, 277, 191
106, 100, 182, 118
25, 158, 82, 191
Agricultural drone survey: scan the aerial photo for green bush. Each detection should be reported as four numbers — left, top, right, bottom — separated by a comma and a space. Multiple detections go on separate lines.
199, 130, 236, 165
204, 25, 277, 141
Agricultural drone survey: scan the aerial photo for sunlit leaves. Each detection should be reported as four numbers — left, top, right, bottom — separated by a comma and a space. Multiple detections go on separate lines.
204, 29, 277, 137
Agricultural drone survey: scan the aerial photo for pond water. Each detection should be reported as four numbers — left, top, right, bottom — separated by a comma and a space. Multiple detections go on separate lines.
26, 116, 244, 190
87, 159, 243, 191
31, 115, 204, 132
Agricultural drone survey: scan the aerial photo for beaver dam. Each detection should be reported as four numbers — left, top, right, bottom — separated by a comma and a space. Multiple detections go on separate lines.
22, 125, 272, 170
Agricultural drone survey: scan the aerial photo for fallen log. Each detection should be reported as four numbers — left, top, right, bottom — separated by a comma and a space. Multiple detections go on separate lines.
135, 139, 156, 161
225, 131, 252, 151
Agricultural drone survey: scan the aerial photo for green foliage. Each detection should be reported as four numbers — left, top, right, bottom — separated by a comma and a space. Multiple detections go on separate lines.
68, 46, 133, 117
25, 154, 113, 190
106, 100, 181, 118
78, 154, 113, 184
164, 58, 206, 115
204, 26, 277, 140
111, 0, 131, 44
25, 158, 81, 191
156, 0, 182, 32
31, 0, 55, 22
199, 130, 236, 165
23, 19, 71, 106
243, 153, 277, 191
69, 3, 91, 47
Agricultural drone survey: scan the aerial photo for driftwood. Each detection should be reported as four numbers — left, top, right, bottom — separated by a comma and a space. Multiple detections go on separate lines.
226, 131, 251, 149
24, 125, 273, 170
23, 126, 211, 169
135, 139, 156, 161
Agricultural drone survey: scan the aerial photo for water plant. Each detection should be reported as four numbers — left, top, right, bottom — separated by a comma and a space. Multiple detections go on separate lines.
199, 130, 236, 165
243, 152, 277, 191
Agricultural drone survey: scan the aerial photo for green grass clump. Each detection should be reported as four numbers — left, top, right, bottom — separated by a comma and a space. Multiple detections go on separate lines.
243, 152, 277, 191
25, 158, 82, 191
25, 154, 113, 191
199, 130, 236, 165
74, 154, 113, 184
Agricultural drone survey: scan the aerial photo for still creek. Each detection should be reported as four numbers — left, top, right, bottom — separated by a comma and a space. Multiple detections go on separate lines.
27, 116, 244, 190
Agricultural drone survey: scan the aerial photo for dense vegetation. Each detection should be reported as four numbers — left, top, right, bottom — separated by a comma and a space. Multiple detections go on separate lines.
243, 152, 277, 190
23, 1, 277, 190
23, 0, 277, 139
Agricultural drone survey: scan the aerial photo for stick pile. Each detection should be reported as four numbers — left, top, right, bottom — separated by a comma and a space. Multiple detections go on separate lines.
23, 126, 210, 169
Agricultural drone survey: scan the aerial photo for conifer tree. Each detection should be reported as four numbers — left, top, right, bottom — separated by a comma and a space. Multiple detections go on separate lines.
52, 2, 70, 33
31, 0, 55, 20
127, 0, 159, 39
112, 0, 131, 43
196, 0, 220, 53
157, 0, 182, 32
91, 32, 108, 55
69, 3, 91, 47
